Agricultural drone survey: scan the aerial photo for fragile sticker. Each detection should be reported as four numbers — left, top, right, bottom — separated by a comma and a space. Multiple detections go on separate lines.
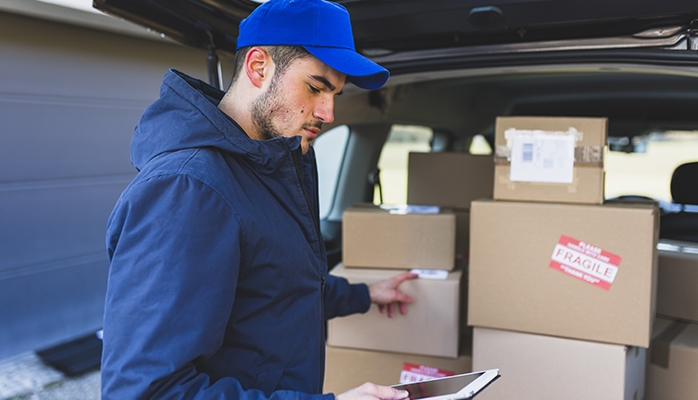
549, 235, 622, 290
399, 363, 454, 384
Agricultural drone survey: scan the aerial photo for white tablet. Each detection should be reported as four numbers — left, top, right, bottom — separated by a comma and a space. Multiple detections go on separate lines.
390, 369, 500, 400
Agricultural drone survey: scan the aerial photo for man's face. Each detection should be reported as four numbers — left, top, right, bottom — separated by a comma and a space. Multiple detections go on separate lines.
251, 55, 346, 154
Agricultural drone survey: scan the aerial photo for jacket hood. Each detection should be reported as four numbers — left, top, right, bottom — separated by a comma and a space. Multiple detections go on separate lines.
130, 69, 304, 171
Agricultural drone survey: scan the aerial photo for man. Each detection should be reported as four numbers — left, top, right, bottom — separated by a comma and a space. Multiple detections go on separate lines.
101, 0, 418, 399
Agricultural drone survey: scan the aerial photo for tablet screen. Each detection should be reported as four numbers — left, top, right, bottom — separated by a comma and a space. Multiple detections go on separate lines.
391, 371, 485, 400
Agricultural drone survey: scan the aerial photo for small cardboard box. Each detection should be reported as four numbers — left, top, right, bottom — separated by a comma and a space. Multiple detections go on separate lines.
468, 199, 658, 347
656, 240, 698, 324
493, 116, 607, 204
342, 204, 457, 270
328, 263, 463, 358
646, 318, 698, 400
472, 327, 646, 400
407, 152, 494, 209
324, 342, 473, 395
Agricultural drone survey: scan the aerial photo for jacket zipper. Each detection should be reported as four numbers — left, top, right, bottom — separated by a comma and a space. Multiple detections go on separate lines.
290, 146, 326, 393
291, 147, 322, 246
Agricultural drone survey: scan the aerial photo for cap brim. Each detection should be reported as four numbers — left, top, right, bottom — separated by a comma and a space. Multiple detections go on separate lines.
304, 46, 389, 90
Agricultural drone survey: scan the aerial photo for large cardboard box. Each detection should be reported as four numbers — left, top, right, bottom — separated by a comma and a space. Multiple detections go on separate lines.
472, 327, 646, 400
646, 317, 698, 400
493, 116, 607, 204
656, 240, 698, 323
324, 343, 473, 395
468, 199, 659, 347
328, 263, 463, 358
343, 204, 458, 270
407, 152, 494, 209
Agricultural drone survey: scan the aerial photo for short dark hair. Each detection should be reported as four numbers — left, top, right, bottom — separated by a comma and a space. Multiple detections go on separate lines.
231, 45, 311, 86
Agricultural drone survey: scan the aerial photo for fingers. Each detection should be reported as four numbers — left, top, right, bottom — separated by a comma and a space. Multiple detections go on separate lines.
380, 302, 413, 318
376, 385, 410, 400
336, 382, 410, 400
372, 271, 419, 318
392, 291, 414, 305
369, 272, 418, 305
379, 303, 394, 318
365, 383, 410, 400
390, 272, 419, 286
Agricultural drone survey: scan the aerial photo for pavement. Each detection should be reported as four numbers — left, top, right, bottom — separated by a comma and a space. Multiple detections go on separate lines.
0, 352, 100, 400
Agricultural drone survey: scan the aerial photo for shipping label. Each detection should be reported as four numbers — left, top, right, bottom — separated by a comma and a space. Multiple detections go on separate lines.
410, 269, 449, 280
509, 130, 576, 183
549, 235, 622, 290
399, 363, 454, 384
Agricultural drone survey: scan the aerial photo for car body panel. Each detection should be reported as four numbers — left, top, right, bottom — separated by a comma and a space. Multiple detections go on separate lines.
93, 0, 698, 56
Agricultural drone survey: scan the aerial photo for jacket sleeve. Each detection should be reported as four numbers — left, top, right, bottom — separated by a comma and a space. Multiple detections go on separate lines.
101, 173, 332, 400
323, 274, 371, 320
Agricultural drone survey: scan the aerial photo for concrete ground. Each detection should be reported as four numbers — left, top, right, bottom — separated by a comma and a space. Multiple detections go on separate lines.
0, 352, 100, 400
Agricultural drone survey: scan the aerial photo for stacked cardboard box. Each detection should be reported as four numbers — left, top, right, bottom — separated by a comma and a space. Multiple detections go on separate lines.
643, 240, 698, 398
325, 152, 494, 394
327, 213, 469, 393
329, 263, 464, 357
492, 116, 606, 205
324, 329, 474, 394
342, 204, 459, 271
406, 152, 495, 257
645, 317, 698, 400
467, 116, 660, 399
655, 240, 698, 324
407, 152, 494, 210
473, 327, 647, 400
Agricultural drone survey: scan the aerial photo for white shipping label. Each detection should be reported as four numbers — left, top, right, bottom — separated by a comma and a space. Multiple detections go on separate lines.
510, 133, 575, 183
410, 269, 449, 280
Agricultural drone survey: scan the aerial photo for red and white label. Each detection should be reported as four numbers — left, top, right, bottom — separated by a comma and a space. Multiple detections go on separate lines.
549, 235, 622, 291
399, 363, 454, 384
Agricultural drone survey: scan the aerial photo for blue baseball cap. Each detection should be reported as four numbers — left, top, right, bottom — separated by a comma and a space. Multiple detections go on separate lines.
236, 0, 389, 90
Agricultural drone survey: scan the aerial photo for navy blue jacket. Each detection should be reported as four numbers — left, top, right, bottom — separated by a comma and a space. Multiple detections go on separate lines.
101, 69, 370, 399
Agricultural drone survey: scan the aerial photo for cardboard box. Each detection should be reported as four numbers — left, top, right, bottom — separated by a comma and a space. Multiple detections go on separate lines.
328, 263, 463, 357
468, 199, 658, 347
646, 317, 698, 400
472, 327, 646, 400
407, 152, 494, 209
324, 342, 473, 395
493, 116, 607, 204
656, 240, 698, 323
342, 204, 457, 270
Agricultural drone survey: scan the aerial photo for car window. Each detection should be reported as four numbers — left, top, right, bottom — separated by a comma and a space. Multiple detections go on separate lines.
605, 130, 698, 204
374, 129, 495, 205
319, 124, 698, 219
374, 125, 433, 205
469, 134, 493, 156
314, 125, 350, 219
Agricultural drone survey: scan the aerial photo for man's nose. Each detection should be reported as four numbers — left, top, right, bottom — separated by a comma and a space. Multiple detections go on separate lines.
313, 96, 335, 124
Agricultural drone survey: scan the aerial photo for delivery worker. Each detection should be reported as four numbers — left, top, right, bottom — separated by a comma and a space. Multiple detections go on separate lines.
100, 0, 418, 399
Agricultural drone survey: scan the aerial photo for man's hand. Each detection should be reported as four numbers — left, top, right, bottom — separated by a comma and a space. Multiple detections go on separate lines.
368, 271, 419, 318
336, 382, 410, 400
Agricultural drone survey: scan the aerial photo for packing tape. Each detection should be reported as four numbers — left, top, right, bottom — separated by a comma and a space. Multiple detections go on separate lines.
493, 145, 603, 167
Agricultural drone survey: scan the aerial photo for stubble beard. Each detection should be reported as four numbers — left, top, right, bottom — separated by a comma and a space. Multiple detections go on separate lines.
251, 76, 284, 141
250, 74, 324, 144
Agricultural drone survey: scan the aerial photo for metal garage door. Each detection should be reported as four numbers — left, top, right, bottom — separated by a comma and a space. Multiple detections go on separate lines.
0, 6, 232, 360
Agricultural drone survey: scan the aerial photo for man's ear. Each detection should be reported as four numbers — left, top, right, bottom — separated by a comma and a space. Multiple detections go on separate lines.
245, 47, 272, 89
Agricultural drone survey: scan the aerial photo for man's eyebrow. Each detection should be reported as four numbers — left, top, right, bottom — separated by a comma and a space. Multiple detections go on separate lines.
310, 75, 343, 95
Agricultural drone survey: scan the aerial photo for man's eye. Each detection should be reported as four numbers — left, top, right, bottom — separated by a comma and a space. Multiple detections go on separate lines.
309, 85, 321, 93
